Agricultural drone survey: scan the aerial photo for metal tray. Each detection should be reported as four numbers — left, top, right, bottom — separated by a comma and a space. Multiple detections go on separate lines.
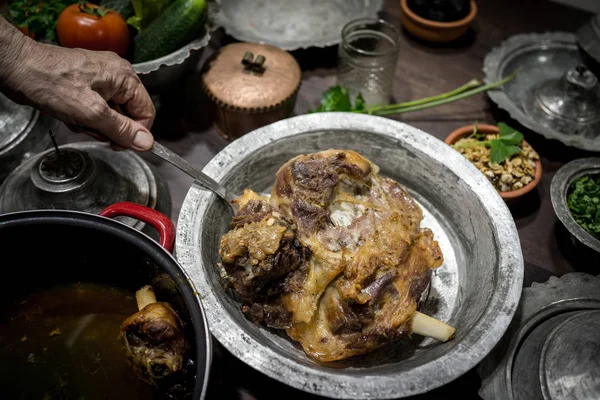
211, 0, 384, 50
175, 113, 523, 399
478, 272, 600, 400
483, 32, 600, 152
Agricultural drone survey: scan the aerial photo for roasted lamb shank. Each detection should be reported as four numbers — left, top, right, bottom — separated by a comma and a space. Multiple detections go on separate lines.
120, 285, 188, 385
219, 149, 454, 362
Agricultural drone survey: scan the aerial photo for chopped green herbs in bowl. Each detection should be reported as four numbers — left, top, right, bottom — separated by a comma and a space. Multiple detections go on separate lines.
551, 158, 600, 254
567, 175, 600, 240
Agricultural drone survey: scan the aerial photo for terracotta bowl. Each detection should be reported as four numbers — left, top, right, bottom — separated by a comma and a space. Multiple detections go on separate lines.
400, 0, 477, 43
445, 124, 542, 202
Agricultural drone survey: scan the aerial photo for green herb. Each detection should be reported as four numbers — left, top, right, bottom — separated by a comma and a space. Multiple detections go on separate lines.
470, 121, 485, 140
309, 71, 517, 115
309, 85, 368, 113
453, 122, 525, 165
6, 0, 77, 42
567, 175, 600, 239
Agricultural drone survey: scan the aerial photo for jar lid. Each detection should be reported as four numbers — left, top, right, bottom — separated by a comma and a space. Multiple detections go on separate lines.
0, 141, 171, 233
201, 42, 301, 113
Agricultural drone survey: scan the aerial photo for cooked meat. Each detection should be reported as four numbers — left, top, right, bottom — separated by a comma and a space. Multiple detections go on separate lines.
121, 286, 187, 385
219, 150, 445, 362
219, 189, 311, 328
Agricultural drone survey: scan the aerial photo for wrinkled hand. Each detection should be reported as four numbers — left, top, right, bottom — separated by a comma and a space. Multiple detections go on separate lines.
1, 22, 155, 151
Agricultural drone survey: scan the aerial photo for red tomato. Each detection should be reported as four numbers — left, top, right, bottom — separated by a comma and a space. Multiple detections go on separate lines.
56, 3, 130, 58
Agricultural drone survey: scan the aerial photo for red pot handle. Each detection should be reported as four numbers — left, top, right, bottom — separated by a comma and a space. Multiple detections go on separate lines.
99, 202, 175, 253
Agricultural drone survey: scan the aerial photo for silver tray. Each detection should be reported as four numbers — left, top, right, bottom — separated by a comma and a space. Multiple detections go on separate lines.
478, 272, 600, 400
483, 32, 600, 152
175, 113, 523, 398
211, 0, 384, 50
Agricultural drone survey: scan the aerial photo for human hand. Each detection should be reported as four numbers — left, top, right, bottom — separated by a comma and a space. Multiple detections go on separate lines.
1, 27, 155, 151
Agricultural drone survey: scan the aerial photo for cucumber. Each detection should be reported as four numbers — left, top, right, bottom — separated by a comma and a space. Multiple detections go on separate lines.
133, 0, 206, 64
100, 0, 135, 19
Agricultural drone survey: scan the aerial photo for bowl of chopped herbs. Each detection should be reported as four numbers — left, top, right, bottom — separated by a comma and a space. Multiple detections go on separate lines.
446, 122, 542, 202
551, 158, 600, 253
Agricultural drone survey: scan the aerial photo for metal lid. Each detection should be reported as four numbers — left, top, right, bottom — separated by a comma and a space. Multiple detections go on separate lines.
201, 42, 301, 113
483, 32, 600, 152
0, 141, 171, 232
478, 272, 600, 400
541, 311, 600, 400
0, 94, 35, 152
576, 14, 600, 76
526, 64, 600, 127
0, 93, 55, 184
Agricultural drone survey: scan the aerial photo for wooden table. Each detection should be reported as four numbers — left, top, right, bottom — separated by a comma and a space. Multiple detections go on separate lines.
56, 0, 597, 398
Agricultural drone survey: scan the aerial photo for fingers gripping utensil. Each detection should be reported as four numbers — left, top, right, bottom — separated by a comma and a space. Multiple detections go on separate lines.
150, 142, 237, 210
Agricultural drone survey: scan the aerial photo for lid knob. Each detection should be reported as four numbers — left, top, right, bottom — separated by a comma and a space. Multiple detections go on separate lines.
532, 64, 600, 125
39, 149, 85, 182
241, 51, 267, 74
31, 148, 96, 193
567, 65, 598, 90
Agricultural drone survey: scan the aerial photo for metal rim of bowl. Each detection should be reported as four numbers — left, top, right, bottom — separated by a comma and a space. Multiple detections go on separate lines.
132, 30, 212, 75
175, 112, 524, 399
210, 0, 384, 50
481, 31, 600, 152
550, 157, 600, 253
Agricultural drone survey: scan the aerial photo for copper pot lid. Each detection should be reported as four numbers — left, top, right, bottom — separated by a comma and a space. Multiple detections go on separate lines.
201, 42, 301, 112
0, 141, 171, 232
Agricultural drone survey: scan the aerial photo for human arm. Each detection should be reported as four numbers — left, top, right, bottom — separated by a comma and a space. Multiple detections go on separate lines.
0, 16, 155, 151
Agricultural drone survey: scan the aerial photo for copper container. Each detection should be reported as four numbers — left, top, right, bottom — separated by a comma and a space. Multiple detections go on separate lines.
201, 42, 301, 140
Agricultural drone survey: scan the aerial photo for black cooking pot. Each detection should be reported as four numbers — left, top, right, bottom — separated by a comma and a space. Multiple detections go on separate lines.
0, 202, 211, 399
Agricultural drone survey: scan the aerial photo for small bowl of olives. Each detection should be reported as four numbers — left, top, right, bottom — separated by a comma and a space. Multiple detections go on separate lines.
400, 0, 477, 43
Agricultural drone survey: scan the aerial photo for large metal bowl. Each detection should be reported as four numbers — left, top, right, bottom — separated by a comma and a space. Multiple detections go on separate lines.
175, 113, 524, 399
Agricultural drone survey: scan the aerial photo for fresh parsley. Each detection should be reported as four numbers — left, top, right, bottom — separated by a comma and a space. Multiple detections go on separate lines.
567, 175, 600, 240
308, 85, 366, 113
454, 122, 525, 165
6, 0, 76, 42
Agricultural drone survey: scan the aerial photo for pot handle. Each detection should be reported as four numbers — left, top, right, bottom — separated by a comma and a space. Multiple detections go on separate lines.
99, 202, 175, 253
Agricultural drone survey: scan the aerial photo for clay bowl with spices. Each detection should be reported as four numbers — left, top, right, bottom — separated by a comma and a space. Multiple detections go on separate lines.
445, 123, 542, 203
400, 0, 477, 43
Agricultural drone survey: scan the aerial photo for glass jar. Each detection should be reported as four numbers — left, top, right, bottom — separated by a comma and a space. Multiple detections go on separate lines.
337, 18, 400, 107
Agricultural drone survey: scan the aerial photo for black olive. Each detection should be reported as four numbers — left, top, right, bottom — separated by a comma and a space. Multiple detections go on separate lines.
407, 0, 471, 22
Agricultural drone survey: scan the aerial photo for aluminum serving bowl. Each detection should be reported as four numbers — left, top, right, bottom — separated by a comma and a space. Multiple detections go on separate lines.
551, 158, 600, 254
175, 113, 524, 399
133, 31, 211, 93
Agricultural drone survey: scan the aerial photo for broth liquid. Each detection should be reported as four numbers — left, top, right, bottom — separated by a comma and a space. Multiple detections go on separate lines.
0, 282, 155, 400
